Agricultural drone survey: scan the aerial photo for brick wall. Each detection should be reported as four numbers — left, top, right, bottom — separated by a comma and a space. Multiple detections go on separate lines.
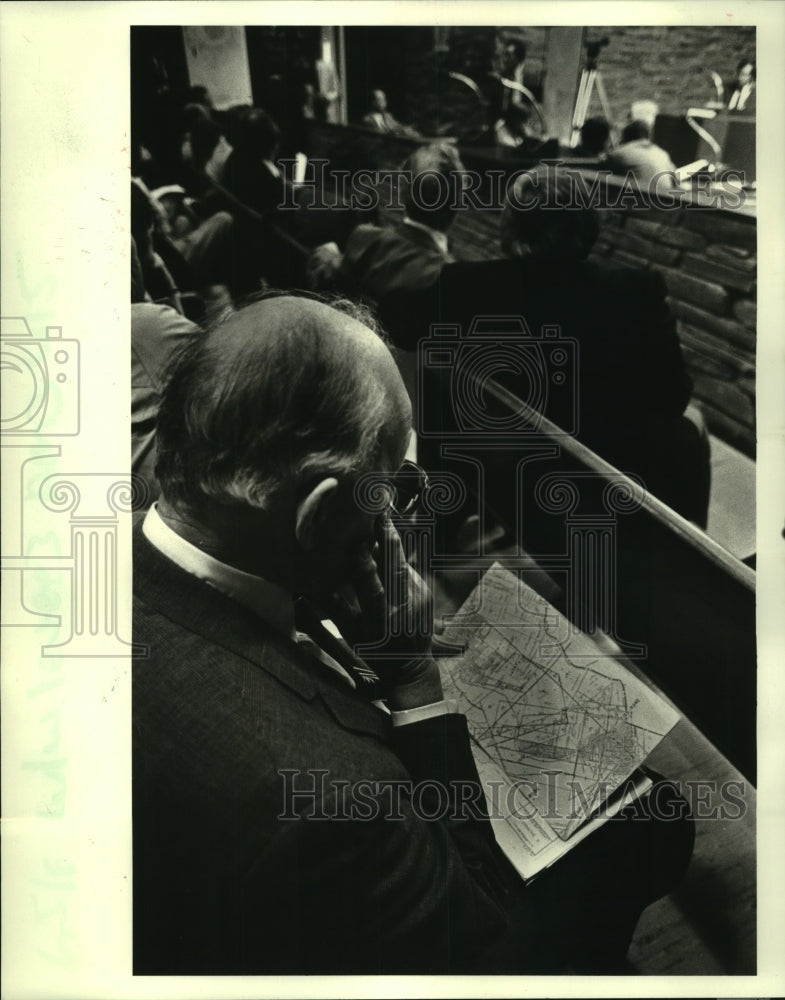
586, 26, 756, 125
303, 123, 757, 457
409, 26, 755, 134
590, 193, 756, 457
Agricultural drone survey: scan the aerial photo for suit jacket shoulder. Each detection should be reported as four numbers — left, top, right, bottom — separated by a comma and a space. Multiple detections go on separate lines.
133, 519, 528, 975
342, 221, 448, 301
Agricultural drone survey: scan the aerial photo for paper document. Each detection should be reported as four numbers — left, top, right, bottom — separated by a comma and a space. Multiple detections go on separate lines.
472, 744, 653, 880
439, 565, 679, 840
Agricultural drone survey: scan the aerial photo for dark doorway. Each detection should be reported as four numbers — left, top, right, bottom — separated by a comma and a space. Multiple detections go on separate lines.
343, 26, 434, 127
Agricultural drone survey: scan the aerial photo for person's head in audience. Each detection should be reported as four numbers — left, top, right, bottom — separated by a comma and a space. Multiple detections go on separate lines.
154, 293, 411, 602
131, 141, 156, 182
234, 108, 281, 162
222, 104, 254, 146
402, 143, 466, 233
181, 102, 222, 166
184, 85, 213, 110
734, 58, 755, 88
629, 99, 659, 131
579, 117, 611, 156
500, 165, 599, 262
369, 89, 389, 114
621, 119, 652, 144
183, 102, 216, 127
503, 39, 527, 74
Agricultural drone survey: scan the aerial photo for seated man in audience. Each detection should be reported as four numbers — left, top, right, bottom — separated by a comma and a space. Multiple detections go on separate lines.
726, 57, 756, 114
131, 178, 239, 319
133, 292, 694, 975
605, 119, 676, 188
362, 88, 421, 138
380, 165, 710, 526
217, 106, 328, 288
180, 101, 234, 187
130, 181, 186, 315
221, 107, 290, 216
308, 143, 463, 301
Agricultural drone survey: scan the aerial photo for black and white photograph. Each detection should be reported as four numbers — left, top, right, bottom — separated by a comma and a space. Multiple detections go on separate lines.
2, 3, 784, 997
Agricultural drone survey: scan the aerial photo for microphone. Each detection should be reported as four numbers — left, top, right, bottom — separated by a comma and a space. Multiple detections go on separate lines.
686, 107, 722, 159
709, 71, 725, 105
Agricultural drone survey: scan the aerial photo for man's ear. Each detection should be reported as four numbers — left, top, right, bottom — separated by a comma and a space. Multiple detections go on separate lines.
295, 478, 339, 550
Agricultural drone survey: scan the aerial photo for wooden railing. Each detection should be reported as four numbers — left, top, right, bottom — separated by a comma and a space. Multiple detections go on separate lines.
199, 173, 312, 289
424, 368, 756, 782
198, 140, 756, 781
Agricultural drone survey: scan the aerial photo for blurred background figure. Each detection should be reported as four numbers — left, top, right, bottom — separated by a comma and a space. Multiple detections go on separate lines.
630, 99, 659, 131
574, 115, 611, 158
727, 57, 755, 113
499, 38, 528, 112
180, 102, 233, 186
380, 164, 710, 527
494, 103, 533, 148
221, 107, 287, 215
362, 89, 421, 138
605, 119, 676, 187
308, 142, 463, 301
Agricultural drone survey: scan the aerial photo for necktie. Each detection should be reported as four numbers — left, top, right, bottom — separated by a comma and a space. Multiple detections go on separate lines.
294, 597, 382, 698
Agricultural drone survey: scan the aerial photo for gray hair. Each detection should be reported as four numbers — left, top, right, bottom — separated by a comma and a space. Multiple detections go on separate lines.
500, 165, 599, 261
401, 142, 466, 230
155, 294, 404, 512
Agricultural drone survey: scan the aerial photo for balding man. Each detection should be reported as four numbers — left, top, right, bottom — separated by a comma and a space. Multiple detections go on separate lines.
133, 293, 693, 975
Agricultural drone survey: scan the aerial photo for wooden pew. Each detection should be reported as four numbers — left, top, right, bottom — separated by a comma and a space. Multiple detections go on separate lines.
421, 374, 757, 974
420, 369, 756, 782
203, 137, 756, 779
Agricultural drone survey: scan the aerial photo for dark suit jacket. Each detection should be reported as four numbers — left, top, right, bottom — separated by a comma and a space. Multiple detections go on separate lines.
133, 519, 535, 975
133, 518, 693, 974
221, 151, 288, 217
725, 82, 756, 114
340, 221, 452, 302
379, 256, 693, 473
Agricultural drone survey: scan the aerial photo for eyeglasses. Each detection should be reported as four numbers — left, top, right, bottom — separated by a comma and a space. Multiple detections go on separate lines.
386, 459, 429, 518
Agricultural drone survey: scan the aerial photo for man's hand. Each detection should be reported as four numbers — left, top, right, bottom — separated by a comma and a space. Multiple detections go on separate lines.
327, 516, 442, 706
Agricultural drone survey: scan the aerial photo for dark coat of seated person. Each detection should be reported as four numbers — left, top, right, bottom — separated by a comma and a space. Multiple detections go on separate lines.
221, 107, 289, 217
133, 292, 694, 976
379, 166, 710, 527
307, 143, 462, 302
218, 106, 353, 285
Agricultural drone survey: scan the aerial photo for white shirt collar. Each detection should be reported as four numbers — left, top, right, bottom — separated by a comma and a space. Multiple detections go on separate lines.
142, 503, 296, 639
402, 215, 450, 256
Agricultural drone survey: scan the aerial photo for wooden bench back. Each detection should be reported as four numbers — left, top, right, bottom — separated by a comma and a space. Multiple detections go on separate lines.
421, 368, 756, 781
